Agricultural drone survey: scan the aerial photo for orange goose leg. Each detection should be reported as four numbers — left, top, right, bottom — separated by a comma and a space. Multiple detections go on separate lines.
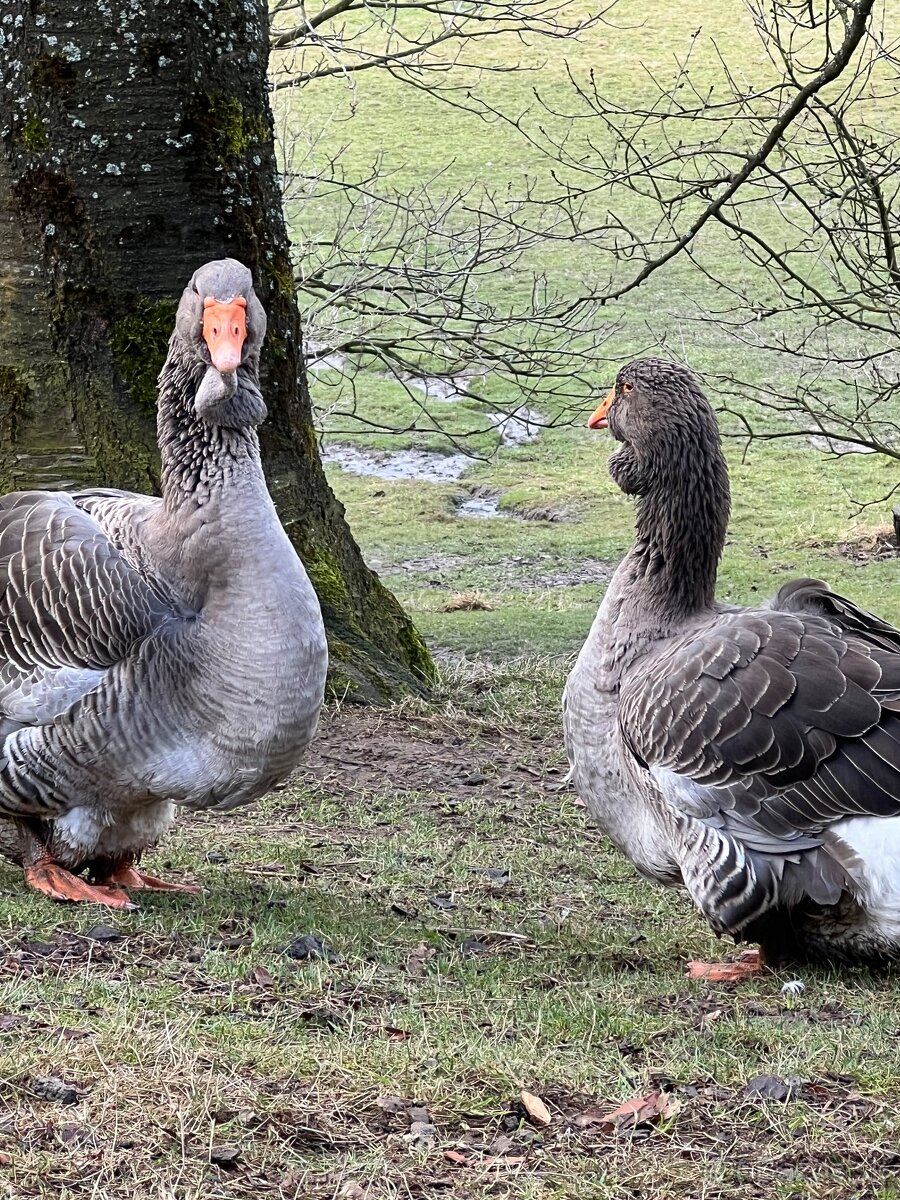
92, 856, 201, 894
18, 824, 136, 909
685, 947, 765, 982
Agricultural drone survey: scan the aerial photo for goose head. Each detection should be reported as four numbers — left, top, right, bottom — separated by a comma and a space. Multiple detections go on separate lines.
588, 357, 719, 497
174, 258, 268, 428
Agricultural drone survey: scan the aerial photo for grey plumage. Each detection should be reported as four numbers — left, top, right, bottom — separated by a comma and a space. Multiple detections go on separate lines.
565, 357, 900, 967
0, 259, 327, 898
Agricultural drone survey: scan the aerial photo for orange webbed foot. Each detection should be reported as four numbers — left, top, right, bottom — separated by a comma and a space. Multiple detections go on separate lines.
24, 862, 137, 910
100, 864, 201, 894
685, 948, 764, 981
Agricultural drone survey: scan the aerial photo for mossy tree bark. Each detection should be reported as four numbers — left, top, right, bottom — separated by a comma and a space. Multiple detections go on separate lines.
0, 0, 433, 701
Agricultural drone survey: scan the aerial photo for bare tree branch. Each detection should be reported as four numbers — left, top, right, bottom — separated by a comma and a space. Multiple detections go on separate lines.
270, 0, 607, 91
269, 0, 620, 451
483, 0, 900, 478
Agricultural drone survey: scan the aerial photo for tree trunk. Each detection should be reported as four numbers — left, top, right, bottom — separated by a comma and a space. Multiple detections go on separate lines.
0, 0, 433, 701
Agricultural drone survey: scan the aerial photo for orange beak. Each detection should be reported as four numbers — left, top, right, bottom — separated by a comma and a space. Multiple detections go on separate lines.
202, 296, 247, 373
587, 385, 616, 430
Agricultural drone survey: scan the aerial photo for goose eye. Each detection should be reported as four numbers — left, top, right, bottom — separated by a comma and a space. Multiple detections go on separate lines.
622, 381, 634, 394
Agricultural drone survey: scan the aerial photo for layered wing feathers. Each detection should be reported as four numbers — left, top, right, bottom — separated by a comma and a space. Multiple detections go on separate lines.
620, 579, 900, 840
0, 491, 182, 723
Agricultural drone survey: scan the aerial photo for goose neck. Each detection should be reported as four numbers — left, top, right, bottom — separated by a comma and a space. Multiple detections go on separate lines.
156, 344, 264, 512
629, 420, 730, 622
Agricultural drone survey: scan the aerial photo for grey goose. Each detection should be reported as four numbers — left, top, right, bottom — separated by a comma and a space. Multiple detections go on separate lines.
564, 358, 900, 977
0, 259, 327, 907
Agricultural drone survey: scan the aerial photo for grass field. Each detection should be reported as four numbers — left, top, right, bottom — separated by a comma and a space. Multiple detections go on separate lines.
3, 673, 900, 1199
3, 4, 900, 1198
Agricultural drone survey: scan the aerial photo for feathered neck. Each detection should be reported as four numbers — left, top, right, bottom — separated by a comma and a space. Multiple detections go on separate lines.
626, 406, 730, 622
156, 336, 264, 510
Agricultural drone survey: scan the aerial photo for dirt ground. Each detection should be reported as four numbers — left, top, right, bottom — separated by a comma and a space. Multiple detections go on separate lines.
295, 706, 567, 805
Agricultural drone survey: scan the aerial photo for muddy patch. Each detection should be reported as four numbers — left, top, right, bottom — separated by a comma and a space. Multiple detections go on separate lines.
488, 408, 546, 446
368, 553, 469, 576
453, 484, 507, 519
293, 707, 562, 805
457, 495, 506, 519
513, 500, 571, 523
512, 558, 613, 588
372, 551, 614, 589
832, 526, 899, 564
321, 444, 472, 482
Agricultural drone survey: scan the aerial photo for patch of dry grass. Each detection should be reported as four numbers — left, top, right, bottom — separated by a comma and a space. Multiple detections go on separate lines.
439, 591, 496, 612
832, 524, 898, 565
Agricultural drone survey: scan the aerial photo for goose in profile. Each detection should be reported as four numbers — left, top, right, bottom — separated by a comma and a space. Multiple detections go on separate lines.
564, 357, 900, 976
0, 258, 327, 907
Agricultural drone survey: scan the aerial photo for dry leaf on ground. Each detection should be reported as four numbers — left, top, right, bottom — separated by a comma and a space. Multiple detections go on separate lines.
685, 948, 762, 981
383, 1025, 411, 1040
591, 1090, 680, 1131
440, 592, 495, 612
520, 1089, 552, 1127
444, 1149, 527, 1168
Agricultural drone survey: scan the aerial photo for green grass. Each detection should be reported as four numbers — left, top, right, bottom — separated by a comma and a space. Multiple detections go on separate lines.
328, 427, 900, 659
2, 666, 899, 1197
254, 6, 900, 1195
282, 0, 900, 655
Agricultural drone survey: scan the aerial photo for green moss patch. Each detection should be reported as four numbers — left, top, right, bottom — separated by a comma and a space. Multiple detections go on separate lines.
19, 114, 48, 152
186, 91, 268, 168
109, 297, 178, 417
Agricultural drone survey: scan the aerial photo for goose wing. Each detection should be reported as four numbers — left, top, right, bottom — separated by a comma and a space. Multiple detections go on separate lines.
73, 488, 160, 558
0, 491, 183, 724
618, 578, 900, 844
